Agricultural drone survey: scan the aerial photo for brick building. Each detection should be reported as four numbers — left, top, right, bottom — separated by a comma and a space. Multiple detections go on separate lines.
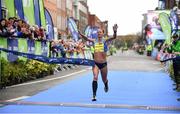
44, 0, 73, 39
88, 14, 108, 36
73, 0, 89, 33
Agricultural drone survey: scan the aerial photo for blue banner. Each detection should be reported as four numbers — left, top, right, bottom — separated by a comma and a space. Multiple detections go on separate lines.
170, 10, 178, 34
34, 0, 41, 27
45, 8, 54, 40
7, 38, 18, 62
41, 41, 49, 56
91, 26, 98, 39
14, 0, 24, 19
67, 17, 79, 41
0, 48, 95, 66
84, 26, 92, 38
0, 37, 94, 66
28, 39, 35, 54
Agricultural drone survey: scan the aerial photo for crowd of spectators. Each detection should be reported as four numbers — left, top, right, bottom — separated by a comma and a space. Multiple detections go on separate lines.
50, 38, 92, 59
0, 17, 46, 41
0, 17, 93, 59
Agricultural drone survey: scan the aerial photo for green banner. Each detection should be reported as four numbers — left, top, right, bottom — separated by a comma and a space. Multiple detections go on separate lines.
22, 0, 35, 25
18, 38, 28, 60
35, 41, 42, 55
18, 39, 28, 52
39, 0, 46, 28
159, 12, 172, 44
4, 0, 16, 17
0, 38, 7, 60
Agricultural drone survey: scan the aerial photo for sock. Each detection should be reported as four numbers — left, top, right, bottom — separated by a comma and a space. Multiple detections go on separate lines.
92, 81, 98, 96
105, 80, 108, 88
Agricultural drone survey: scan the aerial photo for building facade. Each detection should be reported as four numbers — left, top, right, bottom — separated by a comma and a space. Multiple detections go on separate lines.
44, 0, 73, 39
88, 14, 108, 36
73, 0, 89, 33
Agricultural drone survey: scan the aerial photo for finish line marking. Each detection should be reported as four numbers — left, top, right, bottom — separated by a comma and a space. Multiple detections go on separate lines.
0, 101, 180, 111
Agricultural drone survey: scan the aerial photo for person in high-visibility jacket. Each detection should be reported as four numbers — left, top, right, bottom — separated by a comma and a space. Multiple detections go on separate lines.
169, 34, 180, 92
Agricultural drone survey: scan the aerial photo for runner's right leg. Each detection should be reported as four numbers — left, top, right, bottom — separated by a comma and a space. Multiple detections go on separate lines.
92, 66, 99, 101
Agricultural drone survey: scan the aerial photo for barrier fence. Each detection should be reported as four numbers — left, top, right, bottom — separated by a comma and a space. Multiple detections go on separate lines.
0, 37, 94, 66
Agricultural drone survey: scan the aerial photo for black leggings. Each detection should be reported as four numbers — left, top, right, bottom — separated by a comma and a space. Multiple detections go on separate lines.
173, 59, 180, 84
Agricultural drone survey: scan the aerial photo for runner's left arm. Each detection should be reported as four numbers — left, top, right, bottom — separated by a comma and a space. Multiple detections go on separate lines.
105, 24, 118, 42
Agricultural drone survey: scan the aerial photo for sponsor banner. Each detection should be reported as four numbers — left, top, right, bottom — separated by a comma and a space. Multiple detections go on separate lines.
41, 41, 49, 57
35, 41, 42, 55
34, 0, 41, 27
0, 37, 94, 66
67, 17, 79, 41
18, 38, 28, 60
84, 26, 92, 38
7, 38, 18, 62
91, 27, 98, 39
39, 0, 46, 28
22, 0, 35, 25
27, 39, 35, 54
159, 12, 172, 44
0, 48, 95, 66
0, 38, 7, 60
170, 10, 178, 34
45, 8, 54, 40
14, 0, 24, 19
4, 0, 16, 17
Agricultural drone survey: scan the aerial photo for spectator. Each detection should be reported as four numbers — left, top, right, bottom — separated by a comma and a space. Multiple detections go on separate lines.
170, 34, 180, 91
0, 19, 13, 37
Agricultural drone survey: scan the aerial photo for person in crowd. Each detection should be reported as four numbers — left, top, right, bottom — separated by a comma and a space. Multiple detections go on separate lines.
79, 24, 118, 101
0, 19, 11, 37
170, 34, 180, 92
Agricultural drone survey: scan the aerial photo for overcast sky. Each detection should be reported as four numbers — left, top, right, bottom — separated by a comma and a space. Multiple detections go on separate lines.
87, 0, 158, 35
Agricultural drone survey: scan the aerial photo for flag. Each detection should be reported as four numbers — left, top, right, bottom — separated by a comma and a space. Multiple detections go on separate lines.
91, 26, 98, 39
33, 0, 41, 27
22, 0, 35, 25
39, 0, 46, 28
45, 8, 54, 40
67, 17, 79, 41
159, 12, 172, 44
4, 0, 16, 17
84, 25, 92, 38
14, 0, 24, 19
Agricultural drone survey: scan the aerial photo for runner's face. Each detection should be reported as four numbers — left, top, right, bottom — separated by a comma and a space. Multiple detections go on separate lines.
98, 29, 103, 38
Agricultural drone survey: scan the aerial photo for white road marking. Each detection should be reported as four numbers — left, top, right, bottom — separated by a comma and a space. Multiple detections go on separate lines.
154, 68, 163, 72
6, 69, 89, 89
114, 60, 160, 65
6, 96, 30, 102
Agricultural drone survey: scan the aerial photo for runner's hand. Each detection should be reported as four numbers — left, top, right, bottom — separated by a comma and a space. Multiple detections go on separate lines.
113, 24, 118, 33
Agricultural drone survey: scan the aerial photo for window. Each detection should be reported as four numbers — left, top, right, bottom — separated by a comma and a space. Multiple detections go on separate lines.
1, 8, 7, 19
61, 0, 66, 11
66, 0, 72, 10
57, 15, 62, 29
62, 17, 66, 31
57, 0, 61, 9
